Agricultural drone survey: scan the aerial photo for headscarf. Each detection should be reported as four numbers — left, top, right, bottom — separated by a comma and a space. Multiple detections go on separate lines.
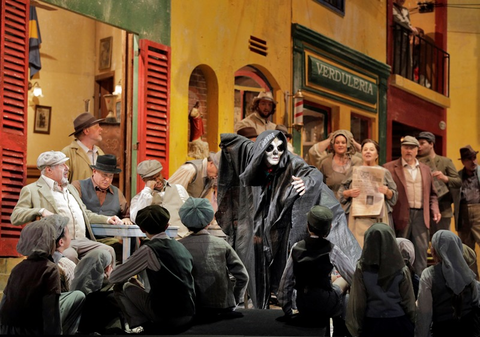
361, 223, 405, 290
71, 250, 112, 295
16, 217, 57, 257
330, 129, 356, 157
396, 237, 415, 266
431, 230, 476, 295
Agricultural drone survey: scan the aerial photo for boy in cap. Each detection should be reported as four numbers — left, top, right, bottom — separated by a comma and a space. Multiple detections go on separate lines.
110, 205, 195, 334
130, 159, 189, 237
62, 112, 105, 182
277, 205, 351, 330
178, 198, 248, 320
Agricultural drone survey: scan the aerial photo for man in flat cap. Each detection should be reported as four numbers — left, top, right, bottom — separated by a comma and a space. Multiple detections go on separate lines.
234, 91, 277, 135
110, 205, 195, 334
11, 151, 122, 265
417, 131, 461, 239
62, 112, 105, 182
457, 145, 480, 275
130, 159, 189, 237
178, 198, 248, 319
383, 136, 441, 275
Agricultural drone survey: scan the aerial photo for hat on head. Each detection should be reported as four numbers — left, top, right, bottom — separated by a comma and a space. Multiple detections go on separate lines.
209, 151, 221, 169
307, 205, 333, 236
275, 124, 292, 139
136, 205, 170, 234
37, 151, 69, 170
179, 197, 215, 230
401, 135, 419, 147
69, 112, 104, 137
137, 160, 163, 179
459, 145, 479, 160
91, 154, 121, 174
252, 91, 277, 105
237, 127, 258, 139
417, 131, 436, 144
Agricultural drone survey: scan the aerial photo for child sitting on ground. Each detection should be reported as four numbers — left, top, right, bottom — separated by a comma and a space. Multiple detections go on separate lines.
179, 197, 249, 321
277, 205, 350, 330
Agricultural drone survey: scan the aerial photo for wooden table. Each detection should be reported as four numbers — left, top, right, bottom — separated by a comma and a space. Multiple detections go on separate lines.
91, 224, 178, 263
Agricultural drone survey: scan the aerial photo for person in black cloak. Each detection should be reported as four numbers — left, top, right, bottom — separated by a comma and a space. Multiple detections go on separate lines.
216, 130, 360, 309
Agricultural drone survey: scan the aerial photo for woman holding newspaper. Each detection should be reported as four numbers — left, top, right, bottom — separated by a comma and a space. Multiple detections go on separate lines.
338, 139, 398, 248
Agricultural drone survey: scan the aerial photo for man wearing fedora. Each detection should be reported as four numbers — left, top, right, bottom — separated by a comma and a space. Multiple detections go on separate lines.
383, 135, 441, 275
234, 91, 277, 135
417, 131, 461, 238
71, 154, 131, 225
457, 145, 480, 274
62, 112, 105, 182
130, 159, 190, 237
11, 151, 122, 265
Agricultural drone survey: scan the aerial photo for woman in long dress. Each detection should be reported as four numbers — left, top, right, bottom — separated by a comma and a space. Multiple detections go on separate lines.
338, 139, 398, 248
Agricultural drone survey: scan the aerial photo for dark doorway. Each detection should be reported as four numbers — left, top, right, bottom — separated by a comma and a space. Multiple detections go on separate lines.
94, 72, 114, 119
391, 121, 444, 160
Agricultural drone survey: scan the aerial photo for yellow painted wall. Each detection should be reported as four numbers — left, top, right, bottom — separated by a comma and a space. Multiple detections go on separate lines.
26, 8, 123, 166
169, 0, 292, 173
447, 4, 480, 169
292, 0, 387, 63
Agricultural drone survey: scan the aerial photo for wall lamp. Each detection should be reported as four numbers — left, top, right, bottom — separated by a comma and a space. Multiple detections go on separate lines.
113, 79, 122, 95
28, 81, 43, 97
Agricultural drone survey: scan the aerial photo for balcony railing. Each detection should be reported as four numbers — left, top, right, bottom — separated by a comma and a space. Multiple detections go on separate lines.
392, 23, 450, 97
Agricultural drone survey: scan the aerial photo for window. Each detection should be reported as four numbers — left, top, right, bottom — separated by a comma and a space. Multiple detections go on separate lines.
351, 113, 371, 143
316, 0, 345, 15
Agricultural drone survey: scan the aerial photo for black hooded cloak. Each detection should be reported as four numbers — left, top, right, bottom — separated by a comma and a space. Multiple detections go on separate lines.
216, 130, 360, 309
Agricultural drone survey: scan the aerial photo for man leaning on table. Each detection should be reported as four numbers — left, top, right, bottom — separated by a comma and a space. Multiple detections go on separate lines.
10, 150, 123, 265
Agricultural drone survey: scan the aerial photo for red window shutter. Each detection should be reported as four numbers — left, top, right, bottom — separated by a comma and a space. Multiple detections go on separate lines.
0, 0, 29, 256
137, 39, 170, 191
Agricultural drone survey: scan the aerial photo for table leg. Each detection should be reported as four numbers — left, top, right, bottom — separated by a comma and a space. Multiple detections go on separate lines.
123, 237, 131, 264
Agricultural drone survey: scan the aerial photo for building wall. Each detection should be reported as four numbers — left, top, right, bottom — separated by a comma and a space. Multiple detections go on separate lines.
169, 0, 292, 172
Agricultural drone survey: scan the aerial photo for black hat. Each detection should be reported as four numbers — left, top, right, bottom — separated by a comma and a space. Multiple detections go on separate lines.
307, 205, 333, 236
136, 205, 170, 234
417, 131, 436, 144
90, 155, 121, 174
69, 112, 104, 137
459, 145, 479, 161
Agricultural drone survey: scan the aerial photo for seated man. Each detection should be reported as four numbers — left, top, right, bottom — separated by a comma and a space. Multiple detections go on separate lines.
179, 198, 248, 320
10, 151, 122, 265
130, 159, 189, 237
72, 154, 131, 263
110, 205, 196, 334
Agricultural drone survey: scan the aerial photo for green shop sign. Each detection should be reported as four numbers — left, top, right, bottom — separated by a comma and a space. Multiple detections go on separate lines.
308, 56, 378, 106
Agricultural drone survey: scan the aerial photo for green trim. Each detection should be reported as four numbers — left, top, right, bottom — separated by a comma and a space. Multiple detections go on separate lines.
131, 35, 140, 199
42, 0, 170, 45
292, 24, 390, 163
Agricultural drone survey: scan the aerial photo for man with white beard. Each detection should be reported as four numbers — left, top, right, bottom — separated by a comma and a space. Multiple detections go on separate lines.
11, 151, 121, 265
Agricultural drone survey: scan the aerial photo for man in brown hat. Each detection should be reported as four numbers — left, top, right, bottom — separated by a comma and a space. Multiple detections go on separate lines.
62, 112, 105, 182
383, 135, 441, 275
417, 131, 461, 238
234, 91, 277, 134
457, 145, 480, 274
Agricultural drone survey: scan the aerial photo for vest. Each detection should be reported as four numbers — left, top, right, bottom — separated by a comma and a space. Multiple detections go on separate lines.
431, 264, 473, 322
404, 166, 423, 209
151, 184, 188, 237
291, 237, 333, 291
145, 238, 195, 317
79, 178, 120, 216
185, 159, 208, 198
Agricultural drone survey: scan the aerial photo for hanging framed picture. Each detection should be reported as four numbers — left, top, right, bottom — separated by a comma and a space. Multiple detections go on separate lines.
34, 105, 51, 134
99, 36, 113, 70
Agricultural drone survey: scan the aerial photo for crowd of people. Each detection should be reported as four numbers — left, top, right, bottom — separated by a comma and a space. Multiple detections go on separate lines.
1, 91, 480, 336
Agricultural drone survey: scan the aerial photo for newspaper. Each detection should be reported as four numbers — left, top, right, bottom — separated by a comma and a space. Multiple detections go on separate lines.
351, 166, 385, 217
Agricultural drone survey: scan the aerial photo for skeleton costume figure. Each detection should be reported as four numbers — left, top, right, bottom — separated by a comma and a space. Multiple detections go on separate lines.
217, 130, 360, 309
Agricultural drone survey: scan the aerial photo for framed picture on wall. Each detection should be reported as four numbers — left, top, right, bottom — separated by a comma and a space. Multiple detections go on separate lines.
34, 105, 51, 134
99, 36, 113, 70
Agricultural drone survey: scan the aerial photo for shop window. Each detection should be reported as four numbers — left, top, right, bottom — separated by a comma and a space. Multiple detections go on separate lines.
302, 104, 330, 161
315, 0, 345, 15
351, 113, 371, 144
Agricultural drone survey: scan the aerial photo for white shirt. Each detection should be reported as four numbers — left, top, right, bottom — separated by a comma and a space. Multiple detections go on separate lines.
41, 175, 87, 240
76, 139, 100, 165
402, 158, 420, 181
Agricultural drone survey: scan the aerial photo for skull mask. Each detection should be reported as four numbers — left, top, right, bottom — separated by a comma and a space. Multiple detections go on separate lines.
265, 137, 285, 167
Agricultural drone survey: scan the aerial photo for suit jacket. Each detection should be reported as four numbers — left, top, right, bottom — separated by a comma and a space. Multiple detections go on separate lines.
10, 177, 109, 240
383, 158, 439, 231
419, 155, 461, 224
61, 140, 105, 182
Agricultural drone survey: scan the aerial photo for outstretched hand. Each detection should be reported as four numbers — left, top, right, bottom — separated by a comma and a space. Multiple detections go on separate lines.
291, 176, 306, 196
